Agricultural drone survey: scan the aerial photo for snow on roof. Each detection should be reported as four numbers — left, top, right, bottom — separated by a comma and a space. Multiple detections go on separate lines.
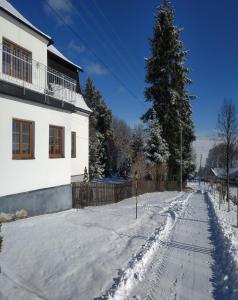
0, 0, 52, 42
211, 168, 238, 179
0, 1, 82, 71
50, 83, 91, 113
75, 93, 91, 112
48, 45, 83, 71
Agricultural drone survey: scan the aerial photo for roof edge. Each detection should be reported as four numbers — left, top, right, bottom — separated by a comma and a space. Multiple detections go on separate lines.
0, 6, 54, 46
47, 48, 83, 72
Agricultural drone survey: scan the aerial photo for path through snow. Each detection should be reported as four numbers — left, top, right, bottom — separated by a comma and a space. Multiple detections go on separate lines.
104, 191, 238, 300
129, 192, 214, 300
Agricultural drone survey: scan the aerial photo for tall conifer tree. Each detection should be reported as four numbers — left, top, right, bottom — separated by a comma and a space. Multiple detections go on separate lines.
142, 0, 195, 180
83, 78, 113, 178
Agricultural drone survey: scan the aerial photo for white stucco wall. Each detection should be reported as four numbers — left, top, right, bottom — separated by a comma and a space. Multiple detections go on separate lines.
0, 10, 48, 93
71, 112, 89, 177
0, 95, 89, 197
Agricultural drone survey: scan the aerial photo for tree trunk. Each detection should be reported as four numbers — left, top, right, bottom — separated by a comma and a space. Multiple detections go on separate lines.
226, 144, 230, 212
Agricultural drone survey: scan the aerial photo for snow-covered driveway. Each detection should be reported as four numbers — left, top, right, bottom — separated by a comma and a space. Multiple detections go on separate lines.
126, 191, 238, 300
130, 192, 214, 300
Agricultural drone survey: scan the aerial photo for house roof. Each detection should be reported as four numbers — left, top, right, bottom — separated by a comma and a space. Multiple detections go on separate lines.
0, 0, 52, 43
211, 168, 238, 179
0, 1, 83, 71
48, 45, 83, 71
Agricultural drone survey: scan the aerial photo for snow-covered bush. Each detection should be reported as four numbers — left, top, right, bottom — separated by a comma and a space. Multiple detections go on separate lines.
83, 167, 89, 183
15, 209, 28, 219
0, 212, 14, 223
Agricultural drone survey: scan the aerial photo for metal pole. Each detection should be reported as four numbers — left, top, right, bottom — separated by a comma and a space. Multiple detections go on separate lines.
135, 171, 138, 219
180, 123, 183, 192
219, 186, 221, 210
136, 181, 138, 219
199, 154, 202, 187
237, 187, 238, 228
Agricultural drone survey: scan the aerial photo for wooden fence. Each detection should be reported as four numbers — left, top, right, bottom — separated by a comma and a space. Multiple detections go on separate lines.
72, 179, 181, 208
72, 181, 132, 208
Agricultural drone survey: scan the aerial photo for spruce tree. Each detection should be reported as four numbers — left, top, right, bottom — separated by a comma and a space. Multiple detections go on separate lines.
96, 99, 114, 176
144, 110, 170, 165
142, 0, 195, 180
89, 130, 105, 179
83, 78, 113, 177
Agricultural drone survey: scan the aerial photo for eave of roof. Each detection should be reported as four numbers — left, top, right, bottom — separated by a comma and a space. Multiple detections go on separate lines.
48, 45, 83, 71
0, 2, 53, 45
0, 0, 82, 71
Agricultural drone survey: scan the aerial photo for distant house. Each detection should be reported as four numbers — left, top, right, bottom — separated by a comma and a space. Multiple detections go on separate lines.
210, 168, 238, 182
0, 0, 91, 215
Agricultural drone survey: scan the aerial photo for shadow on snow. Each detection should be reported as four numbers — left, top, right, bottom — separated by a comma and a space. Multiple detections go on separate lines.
205, 192, 238, 300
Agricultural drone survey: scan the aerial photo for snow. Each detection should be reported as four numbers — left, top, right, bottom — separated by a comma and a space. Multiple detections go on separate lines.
211, 167, 238, 179
92, 177, 130, 184
0, 0, 51, 41
130, 191, 215, 299
48, 45, 83, 71
49, 83, 91, 111
0, 191, 189, 300
106, 193, 193, 299
1, 186, 238, 299
206, 184, 238, 266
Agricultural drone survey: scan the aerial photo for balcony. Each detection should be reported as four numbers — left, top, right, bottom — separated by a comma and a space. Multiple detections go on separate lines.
0, 44, 79, 105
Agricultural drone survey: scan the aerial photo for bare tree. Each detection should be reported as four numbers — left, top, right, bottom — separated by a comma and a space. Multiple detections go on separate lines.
217, 100, 238, 211
206, 142, 238, 169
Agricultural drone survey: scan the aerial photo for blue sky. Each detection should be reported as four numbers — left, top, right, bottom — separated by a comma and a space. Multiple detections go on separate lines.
10, 0, 238, 136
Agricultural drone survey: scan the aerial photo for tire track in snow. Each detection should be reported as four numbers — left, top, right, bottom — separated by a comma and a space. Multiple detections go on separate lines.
95, 193, 193, 300
135, 196, 192, 300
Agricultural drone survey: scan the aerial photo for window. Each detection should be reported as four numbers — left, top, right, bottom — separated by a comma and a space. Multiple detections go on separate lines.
2, 38, 32, 83
71, 131, 76, 158
49, 125, 64, 158
12, 119, 34, 159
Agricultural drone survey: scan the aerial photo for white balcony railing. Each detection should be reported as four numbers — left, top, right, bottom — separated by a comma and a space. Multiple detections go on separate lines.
0, 44, 78, 105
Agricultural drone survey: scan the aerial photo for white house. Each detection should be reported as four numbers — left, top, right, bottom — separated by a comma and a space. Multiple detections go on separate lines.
0, 0, 91, 215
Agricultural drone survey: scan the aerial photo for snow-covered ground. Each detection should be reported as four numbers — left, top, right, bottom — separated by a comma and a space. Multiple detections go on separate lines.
0, 191, 189, 300
1, 185, 237, 299
130, 191, 214, 300
205, 185, 238, 266
189, 182, 238, 264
